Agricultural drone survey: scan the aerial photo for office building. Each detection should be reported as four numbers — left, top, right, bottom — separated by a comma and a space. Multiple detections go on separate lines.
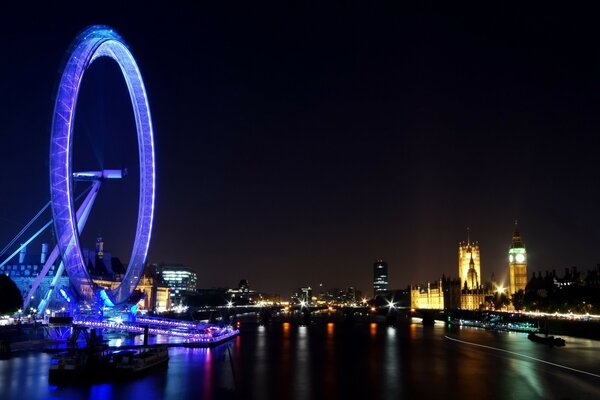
373, 259, 389, 296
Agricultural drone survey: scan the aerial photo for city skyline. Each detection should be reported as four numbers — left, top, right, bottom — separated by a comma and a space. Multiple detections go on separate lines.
3, 11, 600, 400
3, 13, 600, 294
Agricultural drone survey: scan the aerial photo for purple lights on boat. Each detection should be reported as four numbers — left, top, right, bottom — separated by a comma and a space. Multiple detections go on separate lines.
73, 318, 239, 344
49, 25, 155, 305
135, 316, 210, 330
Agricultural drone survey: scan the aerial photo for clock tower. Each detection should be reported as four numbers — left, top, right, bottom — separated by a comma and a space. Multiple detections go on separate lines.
508, 221, 528, 294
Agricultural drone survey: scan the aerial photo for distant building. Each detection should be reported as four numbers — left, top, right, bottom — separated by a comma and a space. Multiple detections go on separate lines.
457, 231, 486, 309
319, 287, 362, 306
94, 265, 170, 313
508, 221, 528, 294
442, 276, 462, 309
0, 243, 69, 311
82, 238, 169, 312
460, 288, 486, 310
292, 286, 313, 305
373, 260, 389, 296
227, 279, 257, 305
154, 264, 198, 306
1, 241, 169, 313
410, 275, 487, 311
458, 232, 481, 290
409, 231, 488, 311
411, 279, 444, 310
584, 265, 600, 288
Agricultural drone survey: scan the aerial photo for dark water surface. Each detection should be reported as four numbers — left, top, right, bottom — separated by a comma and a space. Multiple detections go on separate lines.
1, 321, 600, 399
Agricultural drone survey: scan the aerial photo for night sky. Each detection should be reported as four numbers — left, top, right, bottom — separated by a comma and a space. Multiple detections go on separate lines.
2, 10, 600, 296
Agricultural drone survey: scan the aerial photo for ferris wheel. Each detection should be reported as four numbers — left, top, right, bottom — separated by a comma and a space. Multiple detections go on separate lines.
48, 25, 156, 307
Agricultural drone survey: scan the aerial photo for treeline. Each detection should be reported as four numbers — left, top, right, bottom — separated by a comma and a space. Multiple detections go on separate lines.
522, 271, 600, 313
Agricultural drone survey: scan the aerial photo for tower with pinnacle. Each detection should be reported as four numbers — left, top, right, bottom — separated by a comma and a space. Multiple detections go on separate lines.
458, 228, 481, 290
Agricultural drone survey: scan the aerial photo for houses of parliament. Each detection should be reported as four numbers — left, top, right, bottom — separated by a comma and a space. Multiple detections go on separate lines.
410, 222, 528, 310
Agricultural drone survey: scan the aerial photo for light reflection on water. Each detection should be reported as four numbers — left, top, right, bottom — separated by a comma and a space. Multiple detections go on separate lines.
295, 325, 310, 400
383, 326, 399, 395
252, 325, 267, 399
1, 322, 600, 399
370, 322, 377, 337
323, 322, 336, 398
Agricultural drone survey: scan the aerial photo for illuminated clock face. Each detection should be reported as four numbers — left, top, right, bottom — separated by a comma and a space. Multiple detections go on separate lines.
516, 253, 525, 263
509, 255, 514, 262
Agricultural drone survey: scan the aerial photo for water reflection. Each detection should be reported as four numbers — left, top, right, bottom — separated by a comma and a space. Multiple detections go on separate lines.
89, 384, 112, 399
367, 322, 379, 397
252, 325, 267, 399
383, 327, 400, 396
324, 322, 336, 398
294, 326, 311, 400
203, 349, 212, 398
282, 322, 290, 337
409, 321, 417, 339
278, 322, 292, 398
509, 356, 545, 398
326, 322, 335, 337
2, 323, 600, 399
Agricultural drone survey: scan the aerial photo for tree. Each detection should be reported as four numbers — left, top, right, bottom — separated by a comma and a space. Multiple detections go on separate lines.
523, 289, 542, 311
512, 289, 525, 311
493, 291, 510, 310
0, 275, 23, 315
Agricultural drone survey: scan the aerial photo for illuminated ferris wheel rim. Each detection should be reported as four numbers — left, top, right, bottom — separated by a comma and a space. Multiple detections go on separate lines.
49, 25, 155, 305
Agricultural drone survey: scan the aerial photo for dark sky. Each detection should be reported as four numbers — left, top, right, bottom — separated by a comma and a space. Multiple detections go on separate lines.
2, 10, 600, 296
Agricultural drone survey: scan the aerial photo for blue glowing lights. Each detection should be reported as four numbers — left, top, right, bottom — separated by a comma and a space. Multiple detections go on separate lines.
99, 289, 115, 307
73, 317, 240, 343
59, 288, 71, 303
49, 25, 155, 305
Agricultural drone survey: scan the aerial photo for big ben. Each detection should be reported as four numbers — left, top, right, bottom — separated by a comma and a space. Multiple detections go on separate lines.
508, 221, 528, 294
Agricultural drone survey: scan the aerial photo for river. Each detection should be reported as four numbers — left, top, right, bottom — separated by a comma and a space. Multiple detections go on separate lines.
1, 320, 599, 399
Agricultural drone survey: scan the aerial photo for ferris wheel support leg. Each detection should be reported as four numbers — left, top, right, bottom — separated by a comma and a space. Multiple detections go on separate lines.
23, 245, 60, 312
37, 260, 64, 316
25, 181, 102, 316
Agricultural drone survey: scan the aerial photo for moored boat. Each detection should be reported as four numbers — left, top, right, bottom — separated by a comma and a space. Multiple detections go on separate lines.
48, 344, 111, 382
112, 345, 169, 376
527, 332, 566, 347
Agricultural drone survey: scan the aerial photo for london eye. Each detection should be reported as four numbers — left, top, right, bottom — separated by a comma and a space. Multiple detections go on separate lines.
49, 25, 156, 307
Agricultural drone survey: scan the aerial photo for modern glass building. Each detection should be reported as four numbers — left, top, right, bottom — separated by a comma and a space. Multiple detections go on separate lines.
373, 260, 389, 296
154, 264, 198, 305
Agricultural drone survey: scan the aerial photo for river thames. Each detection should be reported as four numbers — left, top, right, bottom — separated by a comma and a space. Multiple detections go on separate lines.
1, 320, 599, 399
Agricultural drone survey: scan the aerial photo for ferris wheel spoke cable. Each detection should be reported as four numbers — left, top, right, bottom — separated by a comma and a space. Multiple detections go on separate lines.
0, 185, 92, 264
0, 201, 50, 260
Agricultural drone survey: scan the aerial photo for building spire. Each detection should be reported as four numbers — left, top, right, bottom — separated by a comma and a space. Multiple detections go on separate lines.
467, 227, 470, 245
467, 253, 478, 288
512, 220, 524, 248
